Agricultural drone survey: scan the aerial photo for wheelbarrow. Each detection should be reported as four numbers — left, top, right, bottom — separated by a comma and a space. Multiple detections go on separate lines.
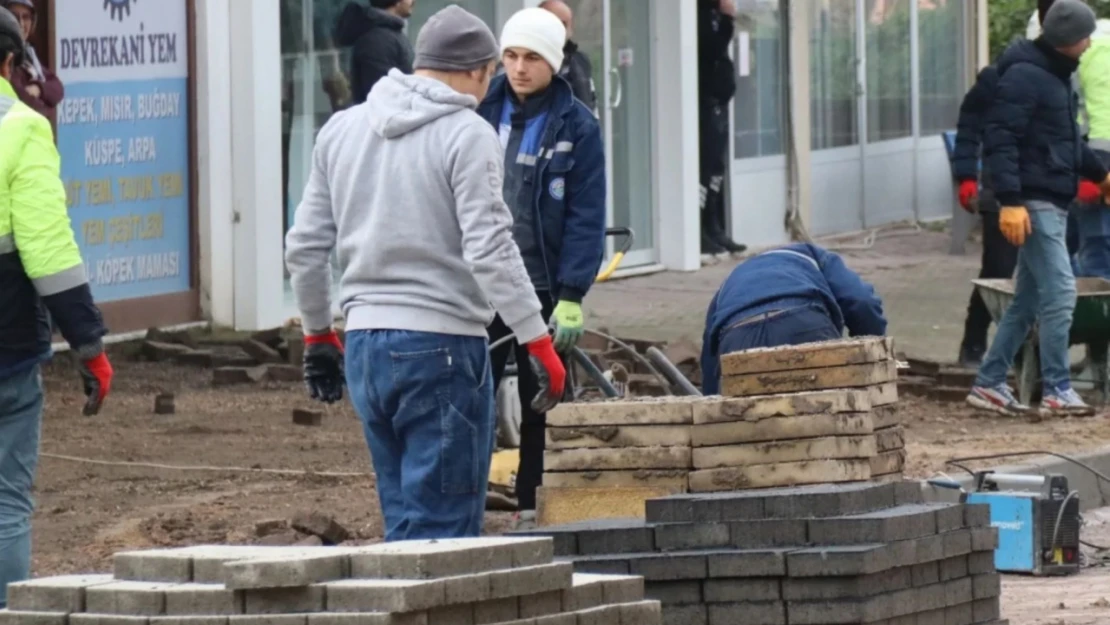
973, 277, 1110, 406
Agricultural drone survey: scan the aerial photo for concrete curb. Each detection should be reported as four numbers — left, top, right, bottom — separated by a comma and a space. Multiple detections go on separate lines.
920, 446, 1110, 511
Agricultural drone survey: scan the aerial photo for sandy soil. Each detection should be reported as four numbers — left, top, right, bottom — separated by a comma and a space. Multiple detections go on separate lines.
24, 348, 1110, 624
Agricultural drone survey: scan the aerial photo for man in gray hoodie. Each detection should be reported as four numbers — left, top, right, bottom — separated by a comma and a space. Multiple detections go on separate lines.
284, 5, 567, 541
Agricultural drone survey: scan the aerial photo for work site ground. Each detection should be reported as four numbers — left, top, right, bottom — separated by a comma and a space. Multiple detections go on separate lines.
29, 225, 1110, 625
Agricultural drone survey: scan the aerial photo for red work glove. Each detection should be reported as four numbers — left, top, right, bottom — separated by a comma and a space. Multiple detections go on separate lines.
524, 335, 566, 413
1077, 179, 1103, 205
78, 351, 113, 416
304, 330, 345, 404
957, 180, 978, 212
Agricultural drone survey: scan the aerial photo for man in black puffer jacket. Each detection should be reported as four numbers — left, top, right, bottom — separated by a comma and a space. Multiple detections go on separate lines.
335, 0, 414, 104
968, 0, 1110, 418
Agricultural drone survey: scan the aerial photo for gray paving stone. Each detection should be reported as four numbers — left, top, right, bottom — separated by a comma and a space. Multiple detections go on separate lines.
574, 521, 655, 555
326, 579, 443, 614
559, 575, 603, 612
243, 586, 325, 615
114, 552, 194, 583
149, 617, 230, 625
183, 548, 304, 586
567, 556, 630, 576
644, 581, 701, 605
967, 552, 995, 575
781, 565, 911, 600
705, 549, 789, 578
970, 527, 999, 552
911, 561, 940, 587
785, 545, 890, 577
574, 604, 622, 625
660, 604, 706, 625
654, 523, 729, 551
807, 505, 938, 545
628, 553, 707, 582
304, 615, 396, 625
163, 585, 243, 616
765, 483, 897, 519
70, 616, 151, 625
729, 520, 808, 549
942, 530, 972, 559
224, 553, 347, 589
944, 601, 974, 625
944, 578, 972, 607
785, 595, 889, 625
972, 573, 1001, 600
0, 611, 68, 625
351, 538, 551, 580
645, 497, 698, 524
972, 598, 1001, 622
518, 590, 562, 618
597, 575, 644, 604
914, 534, 945, 564
425, 604, 473, 625
228, 617, 307, 625
442, 573, 491, 605
938, 557, 968, 582
471, 598, 517, 624
512, 530, 576, 558
916, 607, 946, 625
929, 504, 965, 533
489, 563, 573, 600
964, 504, 991, 528
531, 614, 575, 625
706, 602, 785, 625
701, 579, 780, 603
6, 574, 115, 612
85, 582, 170, 616
618, 601, 663, 625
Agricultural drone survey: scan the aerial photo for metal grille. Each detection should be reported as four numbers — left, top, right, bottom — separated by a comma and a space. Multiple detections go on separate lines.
1040, 498, 1082, 548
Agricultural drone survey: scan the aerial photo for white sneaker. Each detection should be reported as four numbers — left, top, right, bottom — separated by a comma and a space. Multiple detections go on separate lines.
1041, 387, 1095, 417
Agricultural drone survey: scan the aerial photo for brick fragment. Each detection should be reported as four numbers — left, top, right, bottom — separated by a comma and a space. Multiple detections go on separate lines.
290, 513, 349, 545
702, 579, 780, 603
241, 340, 283, 364
154, 394, 176, 415
292, 410, 323, 427
6, 574, 115, 612
163, 585, 243, 616
242, 586, 325, 614
224, 553, 346, 589
86, 582, 169, 616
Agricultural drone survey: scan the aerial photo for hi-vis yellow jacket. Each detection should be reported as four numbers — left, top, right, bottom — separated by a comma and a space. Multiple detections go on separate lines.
0, 76, 106, 374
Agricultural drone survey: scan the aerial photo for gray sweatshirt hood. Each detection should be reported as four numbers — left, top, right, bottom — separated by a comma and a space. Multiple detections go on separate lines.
367, 69, 479, 139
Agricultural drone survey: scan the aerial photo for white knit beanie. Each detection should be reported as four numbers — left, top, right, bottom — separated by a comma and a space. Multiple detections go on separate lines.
500, 8, 567, 71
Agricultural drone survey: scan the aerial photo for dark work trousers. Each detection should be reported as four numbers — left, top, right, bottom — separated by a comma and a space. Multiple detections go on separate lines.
488, 292, 558, 512
961, 210, 1020, 354
718, 304, 842, 356
699, 100, 730, 237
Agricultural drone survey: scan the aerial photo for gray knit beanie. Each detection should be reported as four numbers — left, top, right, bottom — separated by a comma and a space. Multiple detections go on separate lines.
1042, 0, 1097, 47
413, 5, 499, 72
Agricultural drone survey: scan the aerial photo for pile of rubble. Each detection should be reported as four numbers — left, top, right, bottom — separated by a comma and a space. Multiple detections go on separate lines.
138, 327, 307, 388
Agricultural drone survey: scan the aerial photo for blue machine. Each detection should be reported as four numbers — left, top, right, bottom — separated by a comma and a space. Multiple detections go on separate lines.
964, 472, 1081, 576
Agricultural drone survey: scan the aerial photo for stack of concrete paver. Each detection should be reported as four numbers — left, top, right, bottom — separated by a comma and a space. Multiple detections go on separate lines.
540, 397, 698, 526
516, 482, 1006, 625
709, 337, 904, 487
0, 538, 662, 625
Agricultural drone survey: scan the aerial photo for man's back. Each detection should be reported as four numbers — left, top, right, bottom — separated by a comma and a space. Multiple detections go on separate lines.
286, 69, 535, 337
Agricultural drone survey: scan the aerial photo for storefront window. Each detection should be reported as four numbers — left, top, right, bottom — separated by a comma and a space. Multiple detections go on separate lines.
733, 0, 785, 160
280, 0, 498, 237
864, 0, 912, 142
809, 0, 858, 150
918, 0, 966, 135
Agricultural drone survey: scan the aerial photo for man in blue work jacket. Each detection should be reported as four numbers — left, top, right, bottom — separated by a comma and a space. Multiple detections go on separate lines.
0, 5, 113, 607
700, 244, 888, 395
477, 7, 606, 528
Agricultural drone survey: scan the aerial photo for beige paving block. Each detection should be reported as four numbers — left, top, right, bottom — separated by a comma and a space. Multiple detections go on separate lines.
692, 389, 870, 425
546, 398, 696, 427
543, 447, 691, 472
719, 337, 893, 376
720, 361, 898, 397
870, 449, 907, 476
875, 426, 905, 453
873, 405, 900, 429
691, 412, 873, 447
691, 435, 876, 470
688, 458, 871, 492
869, 382, 900, 407
545, 425, 691, 449
541, 470, 688, 490
536, 486, 682, 527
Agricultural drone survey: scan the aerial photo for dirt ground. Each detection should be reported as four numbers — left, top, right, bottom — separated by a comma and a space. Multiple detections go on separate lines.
25, 349, 1110, 624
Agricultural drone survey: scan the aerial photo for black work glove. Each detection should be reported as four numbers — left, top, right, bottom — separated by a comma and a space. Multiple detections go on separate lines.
303, 330, 345, 404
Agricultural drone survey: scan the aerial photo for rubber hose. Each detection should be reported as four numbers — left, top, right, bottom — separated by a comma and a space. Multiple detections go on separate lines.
645, 346, 702, 396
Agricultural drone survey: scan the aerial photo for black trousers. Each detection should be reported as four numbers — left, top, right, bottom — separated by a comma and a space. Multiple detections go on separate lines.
700, 101, 730, 235
488, 292, 557, 511
961, 211, 1020, 352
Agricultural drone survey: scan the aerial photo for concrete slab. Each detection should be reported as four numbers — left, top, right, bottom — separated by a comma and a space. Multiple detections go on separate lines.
6, 575, 115, 613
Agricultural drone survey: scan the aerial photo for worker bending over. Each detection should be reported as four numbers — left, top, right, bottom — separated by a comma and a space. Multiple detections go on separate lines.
476, 8, 606, 529
700, 244, 887, 395
0, 6, 113, 607
284, 6, 566, 542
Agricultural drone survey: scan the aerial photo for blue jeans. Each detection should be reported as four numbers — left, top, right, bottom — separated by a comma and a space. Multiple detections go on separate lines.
344, 330, 494, 541
976, 204, 1077, 393
0, 364, 43, 609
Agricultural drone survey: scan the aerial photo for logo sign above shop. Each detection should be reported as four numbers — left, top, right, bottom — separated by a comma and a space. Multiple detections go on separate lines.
55, 0, 191, 303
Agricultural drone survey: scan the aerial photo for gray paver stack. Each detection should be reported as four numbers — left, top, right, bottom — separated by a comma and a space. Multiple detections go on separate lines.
0, 538, 662, 625
516, 482, 1007, 625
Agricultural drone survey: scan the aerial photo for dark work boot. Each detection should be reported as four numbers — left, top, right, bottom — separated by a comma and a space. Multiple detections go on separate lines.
702, 232, 726, 255
958, 343, 985, 369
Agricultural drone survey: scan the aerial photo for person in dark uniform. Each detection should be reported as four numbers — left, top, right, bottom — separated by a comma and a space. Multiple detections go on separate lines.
698, 0, 746, 256
539, 0, 597, 115
334, 0, 414, 104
